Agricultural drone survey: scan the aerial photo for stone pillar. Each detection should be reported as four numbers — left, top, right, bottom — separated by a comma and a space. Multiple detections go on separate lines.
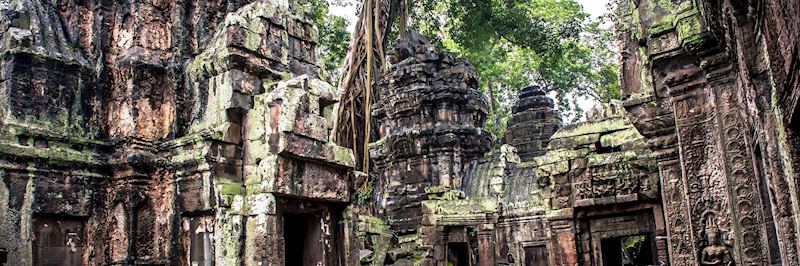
616, 0, 774, 264
437, 227, 448, 266
547, 211, 578, 266
655, 235, 669, 264
477, 225, 496, 266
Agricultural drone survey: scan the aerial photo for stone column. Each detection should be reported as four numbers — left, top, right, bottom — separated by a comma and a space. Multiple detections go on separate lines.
436, 227, 447, 266
477, 225, 496, 266
547, 212, 578, 266
653, 203, 670, 264
617, 0, 781, 264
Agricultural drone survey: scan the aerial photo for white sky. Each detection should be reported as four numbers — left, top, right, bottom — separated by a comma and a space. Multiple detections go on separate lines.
578, 0, 611, 19
328, 0, 613, 121
329, 2, 359, 32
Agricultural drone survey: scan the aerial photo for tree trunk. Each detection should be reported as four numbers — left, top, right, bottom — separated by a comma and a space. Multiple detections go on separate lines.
487, 81, 499, 127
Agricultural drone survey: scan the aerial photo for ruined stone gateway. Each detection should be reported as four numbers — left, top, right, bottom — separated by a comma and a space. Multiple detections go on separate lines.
2, 0, 800, 265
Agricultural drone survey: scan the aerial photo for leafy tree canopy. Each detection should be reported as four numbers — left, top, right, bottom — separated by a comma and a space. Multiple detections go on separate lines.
300, 0, 621, 139
409, 0, 621, 136
298, 0, 353, 87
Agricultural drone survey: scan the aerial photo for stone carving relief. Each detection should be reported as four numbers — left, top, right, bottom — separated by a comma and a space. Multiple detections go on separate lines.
700, 212, 734, 266
660, 161, 695, 263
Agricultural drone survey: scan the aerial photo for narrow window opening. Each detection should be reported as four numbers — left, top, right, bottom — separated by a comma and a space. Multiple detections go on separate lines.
188, 216, 214, 266
595, 141, 621, 153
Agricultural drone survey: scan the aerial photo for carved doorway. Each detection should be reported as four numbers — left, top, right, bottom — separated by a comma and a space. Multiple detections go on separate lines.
447, 242, 471, 266
581, 210, 658, 266
443, 226, 479, 266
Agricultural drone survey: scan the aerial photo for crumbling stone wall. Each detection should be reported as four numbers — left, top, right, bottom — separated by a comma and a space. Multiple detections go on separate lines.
536, 101, 658, 210
0, 0, 353, 265
617, 0, 800, 265
463, 100, 663, 266
533, 102, 664, 265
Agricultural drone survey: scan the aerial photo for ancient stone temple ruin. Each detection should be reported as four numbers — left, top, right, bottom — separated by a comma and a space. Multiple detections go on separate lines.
3, 0, 800, 265
369, 31, 495, 264
503, 86, 562, 161
0, 0, 354, 265
360, 32, 664, 265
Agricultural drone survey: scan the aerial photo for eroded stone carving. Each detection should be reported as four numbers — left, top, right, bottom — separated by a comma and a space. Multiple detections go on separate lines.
618, 0, 800, 265
700, 212, 734, 266
370, 31, 493, 232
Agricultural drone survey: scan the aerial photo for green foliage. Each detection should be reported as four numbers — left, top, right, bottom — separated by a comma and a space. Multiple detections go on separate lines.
622, 235, 648, 262
298, 0, 352, 86
407, 0, 622, 136
357, 181, 374, 204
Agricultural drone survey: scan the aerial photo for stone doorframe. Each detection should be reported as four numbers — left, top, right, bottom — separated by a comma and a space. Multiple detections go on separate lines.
519, 240, 550, 266
578, 209, 659, 266
423, 205, 499, 266
589, 223, 655, 266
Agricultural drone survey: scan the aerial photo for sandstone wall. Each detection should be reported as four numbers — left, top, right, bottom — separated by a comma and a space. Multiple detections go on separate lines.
618, 0, 800, 264
0, 0, 353, 265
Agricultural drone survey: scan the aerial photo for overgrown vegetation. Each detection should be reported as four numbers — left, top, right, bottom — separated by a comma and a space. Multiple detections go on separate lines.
409, 0, 621, 136
299, 0, 353, 87
305, 0, 621, 139
357, 181, 374, 204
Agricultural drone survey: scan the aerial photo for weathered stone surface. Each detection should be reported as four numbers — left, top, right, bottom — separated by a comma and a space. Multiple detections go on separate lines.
371, 31, 493, 234
536, 102, 658, 209
0, 0, 352, 265
504, 85, 563, 161
5, 0, 800, 265
617, 0, 800, 265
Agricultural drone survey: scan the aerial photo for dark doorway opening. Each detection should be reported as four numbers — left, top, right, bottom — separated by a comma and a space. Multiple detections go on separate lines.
283, 213, 322, 266
601, 234, 654, 266
524, 245, 549, 266
447, 242, 470, 266
32, 216, 85, 266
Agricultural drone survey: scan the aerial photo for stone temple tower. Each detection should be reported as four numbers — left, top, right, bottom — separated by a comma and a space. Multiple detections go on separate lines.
503, 85, 562, 161
370, 31, 494, 232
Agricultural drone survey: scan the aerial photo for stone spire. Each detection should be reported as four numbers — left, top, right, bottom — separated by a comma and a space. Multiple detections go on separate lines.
503, 85, 562, 161
370, 30, 493, 232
